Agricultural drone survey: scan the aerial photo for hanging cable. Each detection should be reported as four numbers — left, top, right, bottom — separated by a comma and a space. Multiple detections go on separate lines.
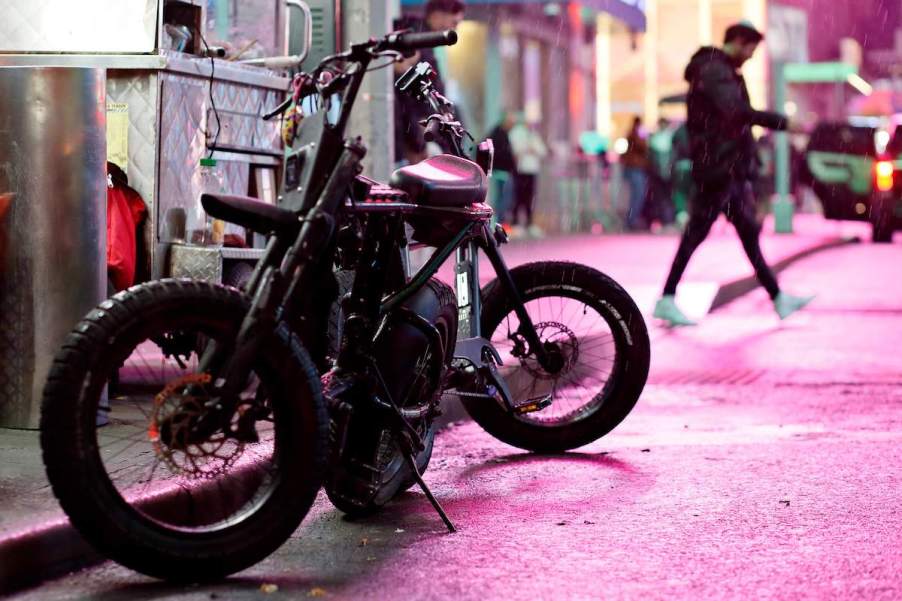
198, 30, 222, 159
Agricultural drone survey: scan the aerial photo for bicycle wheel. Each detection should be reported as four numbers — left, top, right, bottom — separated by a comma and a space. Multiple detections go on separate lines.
462, 261, 649, 452
40, 279, 328, 581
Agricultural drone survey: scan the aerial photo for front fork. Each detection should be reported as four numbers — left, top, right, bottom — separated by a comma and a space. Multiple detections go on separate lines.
452, 225, 556, 395
454, 240, 483, 340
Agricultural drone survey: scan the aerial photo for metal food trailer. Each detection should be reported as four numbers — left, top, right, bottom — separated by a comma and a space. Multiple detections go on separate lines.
0, 0, 324, 285
0, 0, 344, 428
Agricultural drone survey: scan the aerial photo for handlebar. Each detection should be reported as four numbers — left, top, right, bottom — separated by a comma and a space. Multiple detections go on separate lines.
380, 30, 458, 52
261, 28, 460, 135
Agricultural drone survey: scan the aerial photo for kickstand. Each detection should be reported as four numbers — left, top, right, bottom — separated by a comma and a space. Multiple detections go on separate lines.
402, 450, 457, 533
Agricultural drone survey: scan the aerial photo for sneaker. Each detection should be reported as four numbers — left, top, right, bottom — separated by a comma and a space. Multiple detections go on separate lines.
527, 224, 545, 239
773, 292, 815, 320
653, 295, 697, 327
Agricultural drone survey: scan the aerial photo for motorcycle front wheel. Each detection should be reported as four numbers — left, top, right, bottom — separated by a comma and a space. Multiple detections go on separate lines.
40, 279, 328, 581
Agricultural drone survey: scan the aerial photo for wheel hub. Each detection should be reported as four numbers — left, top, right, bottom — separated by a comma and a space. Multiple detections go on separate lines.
150, 373, 246, 480
518, 321, 580, 380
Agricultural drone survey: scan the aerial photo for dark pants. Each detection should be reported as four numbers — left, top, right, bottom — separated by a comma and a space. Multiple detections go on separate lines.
624, 166, 648, 230
512, 173, 537, 226
646, 173, 675, 225
663, 179, 780, 299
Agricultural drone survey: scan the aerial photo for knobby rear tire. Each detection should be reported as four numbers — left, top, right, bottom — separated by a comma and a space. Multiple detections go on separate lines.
463, 261, 650, 453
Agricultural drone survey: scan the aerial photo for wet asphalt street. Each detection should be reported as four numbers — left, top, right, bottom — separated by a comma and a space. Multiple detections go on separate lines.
10, 236, 902, 601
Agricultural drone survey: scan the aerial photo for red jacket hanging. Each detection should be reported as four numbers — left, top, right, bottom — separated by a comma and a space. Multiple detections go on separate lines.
107, 183, 147, 291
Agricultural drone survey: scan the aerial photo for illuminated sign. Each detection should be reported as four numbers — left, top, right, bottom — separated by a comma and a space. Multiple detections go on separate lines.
400, 0, 647, 32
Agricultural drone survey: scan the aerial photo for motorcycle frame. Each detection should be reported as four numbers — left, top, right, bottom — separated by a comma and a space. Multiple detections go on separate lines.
207, 39, 553, 409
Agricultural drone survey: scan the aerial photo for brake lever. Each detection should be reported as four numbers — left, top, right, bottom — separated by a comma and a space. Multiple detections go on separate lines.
262, 98, 292, 121
420, 114, 466, 143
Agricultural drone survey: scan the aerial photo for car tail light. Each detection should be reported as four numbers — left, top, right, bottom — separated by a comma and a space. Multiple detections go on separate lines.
875, 160, 894, 192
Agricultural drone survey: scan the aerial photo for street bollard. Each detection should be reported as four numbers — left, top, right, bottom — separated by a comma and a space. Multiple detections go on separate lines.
773, 194, 795, 234
0, 68, 107, 429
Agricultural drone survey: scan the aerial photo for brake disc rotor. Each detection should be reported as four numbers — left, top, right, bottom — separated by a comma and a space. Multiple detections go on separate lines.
149, 373, 246, 480
519, 321, 580, 381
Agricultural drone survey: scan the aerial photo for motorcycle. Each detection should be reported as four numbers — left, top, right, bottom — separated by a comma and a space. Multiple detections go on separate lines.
40, 28, 649, 582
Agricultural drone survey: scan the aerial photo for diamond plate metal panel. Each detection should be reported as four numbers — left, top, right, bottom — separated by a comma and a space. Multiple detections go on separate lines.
107, 72, 160, 212
206, 108, 281, 155
0, 248, 33, 425
158, 72, 283, 244
220, 248, 266, 261
169, 245, 223, 283
159, 73, 213, 242
0, 0, 159, 53
208, 83, 282, 153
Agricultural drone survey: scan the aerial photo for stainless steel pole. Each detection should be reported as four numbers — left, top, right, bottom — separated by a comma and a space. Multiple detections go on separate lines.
342, 0, 394, 180
0, 67, 107, 429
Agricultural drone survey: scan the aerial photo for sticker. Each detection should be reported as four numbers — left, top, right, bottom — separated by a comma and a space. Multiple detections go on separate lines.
106, 102, 129, 171
456, 271, 469, 307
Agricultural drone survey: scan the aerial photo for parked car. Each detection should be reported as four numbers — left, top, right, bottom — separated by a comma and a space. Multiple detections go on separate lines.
804, 122, 901, 242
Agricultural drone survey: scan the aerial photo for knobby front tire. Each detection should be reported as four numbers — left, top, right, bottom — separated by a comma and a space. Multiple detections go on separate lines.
40, 279, 328, 582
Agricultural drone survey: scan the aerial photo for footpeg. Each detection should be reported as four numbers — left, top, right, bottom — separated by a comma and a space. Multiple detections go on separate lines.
511, 394, 552, 415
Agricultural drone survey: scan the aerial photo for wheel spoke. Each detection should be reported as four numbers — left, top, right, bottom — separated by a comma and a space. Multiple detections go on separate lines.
92, 326, 283, 533
488, 288, 622, 426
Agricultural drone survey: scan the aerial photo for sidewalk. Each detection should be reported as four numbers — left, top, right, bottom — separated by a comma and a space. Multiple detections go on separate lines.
0, 214, 864, 595
0, 429, 98, 593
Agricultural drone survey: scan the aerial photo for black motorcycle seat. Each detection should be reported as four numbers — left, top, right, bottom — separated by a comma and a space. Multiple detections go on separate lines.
201, 193, 299, 236
389, 155, 487, 207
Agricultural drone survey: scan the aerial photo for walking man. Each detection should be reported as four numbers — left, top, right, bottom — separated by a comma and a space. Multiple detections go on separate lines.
654, 21, 814, 326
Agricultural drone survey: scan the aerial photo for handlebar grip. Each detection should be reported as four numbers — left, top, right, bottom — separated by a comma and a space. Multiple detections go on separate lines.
389, 30, 458, 51
260, 56, 303, 70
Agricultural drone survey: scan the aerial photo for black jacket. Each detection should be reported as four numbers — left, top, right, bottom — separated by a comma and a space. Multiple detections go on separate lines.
488, 125, 516, 173
685, 47, 787, 184
393, 17, 450, 162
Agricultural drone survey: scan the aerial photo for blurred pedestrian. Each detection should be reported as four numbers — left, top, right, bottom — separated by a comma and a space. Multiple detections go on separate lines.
622, 116, 649, 230
487, 112, 517, 227
509, 113, 548, 238
653, 21, 814, 326
646, 117, 677, 227
751, 133, 775, 218
393, 0, 466, 166
393, 50, 425, 167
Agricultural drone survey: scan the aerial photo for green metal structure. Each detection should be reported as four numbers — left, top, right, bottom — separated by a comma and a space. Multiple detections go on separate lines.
773, 61, 859, 233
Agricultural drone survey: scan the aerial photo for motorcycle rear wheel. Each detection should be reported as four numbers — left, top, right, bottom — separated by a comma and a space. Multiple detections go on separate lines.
463, 261, 649, 452
325, 278, 457, 516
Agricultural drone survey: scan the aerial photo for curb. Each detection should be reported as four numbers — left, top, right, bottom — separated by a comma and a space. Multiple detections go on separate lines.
708, 235, 860, 312
0, 458, 270, 594
0, 519, 99, 595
